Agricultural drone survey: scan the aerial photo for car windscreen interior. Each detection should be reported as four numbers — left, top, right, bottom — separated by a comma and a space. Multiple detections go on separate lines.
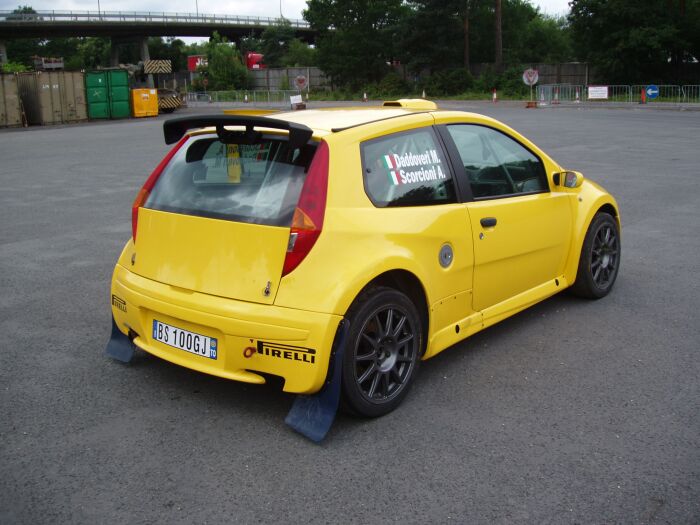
145, 134, 317, 226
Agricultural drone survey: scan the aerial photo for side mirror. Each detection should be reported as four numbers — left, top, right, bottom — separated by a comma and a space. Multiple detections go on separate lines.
553, 170, 585, 188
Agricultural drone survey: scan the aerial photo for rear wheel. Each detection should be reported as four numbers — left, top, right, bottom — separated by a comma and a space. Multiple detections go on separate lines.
571, 212, 620, 299
341, 287, 422, 418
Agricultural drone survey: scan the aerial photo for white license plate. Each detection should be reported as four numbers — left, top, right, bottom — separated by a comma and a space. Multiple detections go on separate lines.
152, 319, 217, 360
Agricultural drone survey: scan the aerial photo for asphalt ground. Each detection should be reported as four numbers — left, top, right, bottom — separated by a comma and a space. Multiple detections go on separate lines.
1, 102, 698, 524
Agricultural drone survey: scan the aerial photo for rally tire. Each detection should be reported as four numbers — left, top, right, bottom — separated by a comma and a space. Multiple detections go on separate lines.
570, 212, 620, 299
341, 287, 422, 418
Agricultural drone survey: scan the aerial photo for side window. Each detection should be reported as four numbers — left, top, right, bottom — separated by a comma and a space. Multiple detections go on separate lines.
446, 125, 547, 199
362, 128, 457, 207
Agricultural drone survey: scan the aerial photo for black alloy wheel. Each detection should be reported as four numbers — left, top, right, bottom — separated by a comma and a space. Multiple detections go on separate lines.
571, 212, 621, 299
341, 287, 422, 417
591, 221, 619, 289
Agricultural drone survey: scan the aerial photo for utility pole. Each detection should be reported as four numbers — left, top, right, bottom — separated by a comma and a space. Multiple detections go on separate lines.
494, 0, 503, 73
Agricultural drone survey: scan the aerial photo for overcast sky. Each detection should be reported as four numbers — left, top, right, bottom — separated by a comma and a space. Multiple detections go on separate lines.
0, 0, 571, 19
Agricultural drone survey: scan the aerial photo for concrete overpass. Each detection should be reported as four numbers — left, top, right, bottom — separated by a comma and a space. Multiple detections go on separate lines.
0, 10, 314, 39
0, 10, 317, 85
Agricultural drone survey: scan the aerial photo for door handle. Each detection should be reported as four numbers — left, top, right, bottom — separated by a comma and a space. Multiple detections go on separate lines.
480, 217, 497, 228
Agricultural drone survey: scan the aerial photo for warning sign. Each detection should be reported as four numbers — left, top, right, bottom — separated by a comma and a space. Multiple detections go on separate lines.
522, 68, 539, 86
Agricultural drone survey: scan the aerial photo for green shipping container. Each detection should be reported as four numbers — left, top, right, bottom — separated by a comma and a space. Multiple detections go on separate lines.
85, 70, 130, 119
85, 71, 109, 119
107, 70, 130, 119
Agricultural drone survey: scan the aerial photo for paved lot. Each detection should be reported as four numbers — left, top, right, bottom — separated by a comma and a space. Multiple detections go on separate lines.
1, 103, 699, 524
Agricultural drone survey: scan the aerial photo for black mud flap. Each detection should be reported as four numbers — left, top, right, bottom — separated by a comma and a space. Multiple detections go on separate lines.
285, 319, 349, 443
105, 317, 135, 363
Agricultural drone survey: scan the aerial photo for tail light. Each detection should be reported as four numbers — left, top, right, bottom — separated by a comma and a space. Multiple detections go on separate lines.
131, 136, 188, 241
282, 140, 329, 276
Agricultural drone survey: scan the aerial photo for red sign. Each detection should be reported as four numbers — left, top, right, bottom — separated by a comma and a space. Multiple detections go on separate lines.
187, 55, 208, 72
294, 75, 307, 90
522, 68, 539, 86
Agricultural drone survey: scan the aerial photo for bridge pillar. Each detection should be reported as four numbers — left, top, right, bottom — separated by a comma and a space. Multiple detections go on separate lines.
140, 38, 154, 88
0, 41, 7, 65
109, 38, 120, 67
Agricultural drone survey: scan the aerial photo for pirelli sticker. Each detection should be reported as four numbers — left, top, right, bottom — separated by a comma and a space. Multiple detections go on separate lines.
257, 341, 316, 364
382, 149, 447, 186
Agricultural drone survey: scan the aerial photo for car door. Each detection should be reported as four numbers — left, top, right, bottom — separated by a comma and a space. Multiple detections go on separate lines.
441, 124, 573, 314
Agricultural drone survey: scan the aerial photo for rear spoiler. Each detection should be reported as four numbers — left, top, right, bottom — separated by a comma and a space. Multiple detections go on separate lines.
163, 115, 314, 150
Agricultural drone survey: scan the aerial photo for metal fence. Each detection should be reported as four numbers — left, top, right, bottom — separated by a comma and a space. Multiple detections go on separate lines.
537, 84, 584, 105
682, 85, 700, 103
186, 90, 302, 106
538, 84, 700, 105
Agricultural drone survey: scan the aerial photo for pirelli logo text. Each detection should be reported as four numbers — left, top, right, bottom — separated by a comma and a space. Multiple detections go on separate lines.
257, 341, 316, 364
111, 294, 127, 312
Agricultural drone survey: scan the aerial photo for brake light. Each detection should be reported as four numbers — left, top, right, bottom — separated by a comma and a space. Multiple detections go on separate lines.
131, 136, 188, 241
282, 140, 329, 276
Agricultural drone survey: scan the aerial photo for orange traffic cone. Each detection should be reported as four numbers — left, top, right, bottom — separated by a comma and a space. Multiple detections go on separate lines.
639, 88, 646, 105
492, 88, 498, 103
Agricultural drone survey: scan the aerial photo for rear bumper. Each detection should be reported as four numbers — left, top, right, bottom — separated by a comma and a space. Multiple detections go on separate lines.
110, 264, 342, 394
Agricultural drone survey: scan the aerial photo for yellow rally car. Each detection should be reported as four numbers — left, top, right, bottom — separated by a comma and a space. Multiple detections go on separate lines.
106, 100, 620, 433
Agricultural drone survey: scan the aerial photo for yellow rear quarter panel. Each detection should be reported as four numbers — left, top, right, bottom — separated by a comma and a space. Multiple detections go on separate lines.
275, 115, 478, 358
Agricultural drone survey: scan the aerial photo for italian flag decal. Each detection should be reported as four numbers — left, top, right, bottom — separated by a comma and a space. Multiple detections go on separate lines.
383, 154, 401, 185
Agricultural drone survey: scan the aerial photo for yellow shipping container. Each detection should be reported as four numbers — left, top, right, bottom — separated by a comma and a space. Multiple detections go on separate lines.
131, 88, 159, 118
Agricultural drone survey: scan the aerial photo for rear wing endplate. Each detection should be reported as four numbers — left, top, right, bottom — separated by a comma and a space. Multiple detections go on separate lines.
163, 115, 314, 150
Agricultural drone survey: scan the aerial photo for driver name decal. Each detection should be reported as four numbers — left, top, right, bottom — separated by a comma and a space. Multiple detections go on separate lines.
383, 150, 446, 186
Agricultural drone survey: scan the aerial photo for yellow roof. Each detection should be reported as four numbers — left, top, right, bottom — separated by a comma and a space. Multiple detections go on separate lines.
266, 107, 432, 134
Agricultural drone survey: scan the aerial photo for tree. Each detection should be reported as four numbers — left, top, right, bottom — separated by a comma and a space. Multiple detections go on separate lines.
260, 19, 296, 67
568, 0, 698, 82
494, 0, 503, 71
304, 0, 407, 88
283, 39, 318, 67
73, 37, 110, 69
6, 4, 39, 20
1, 61, 29, 73
519, 15, 572, 63
6, 5, 41, 66
398, 1, 483, 73
239, 35, 263, 56
206, 32, 249, 90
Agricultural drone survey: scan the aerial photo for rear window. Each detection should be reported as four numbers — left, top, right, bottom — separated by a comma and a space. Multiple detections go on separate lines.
145, 134, 316, 226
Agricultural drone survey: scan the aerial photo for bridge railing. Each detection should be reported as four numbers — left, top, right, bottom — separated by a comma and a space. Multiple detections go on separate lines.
0, 10, 310, 27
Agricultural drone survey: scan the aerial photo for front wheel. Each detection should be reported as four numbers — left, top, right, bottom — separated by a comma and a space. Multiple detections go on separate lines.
571, 212, 621, 299
341, 287, 423, 418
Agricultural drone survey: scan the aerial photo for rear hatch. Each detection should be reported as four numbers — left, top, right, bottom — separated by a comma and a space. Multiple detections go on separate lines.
132, 130, 318, 305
